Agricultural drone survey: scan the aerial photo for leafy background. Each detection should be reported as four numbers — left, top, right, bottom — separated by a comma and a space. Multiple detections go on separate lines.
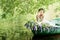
0, 0, 60, 40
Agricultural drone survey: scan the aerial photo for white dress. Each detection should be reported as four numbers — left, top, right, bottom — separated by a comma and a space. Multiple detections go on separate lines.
37, 17, 42, 26
37, 17, 55, 27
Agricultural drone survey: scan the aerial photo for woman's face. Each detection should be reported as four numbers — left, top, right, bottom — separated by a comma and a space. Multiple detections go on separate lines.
38, 10, 44, 15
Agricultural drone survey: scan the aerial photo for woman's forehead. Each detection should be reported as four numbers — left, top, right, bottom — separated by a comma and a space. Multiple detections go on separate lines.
38, 10, 45, 13
38, 10, 44, 12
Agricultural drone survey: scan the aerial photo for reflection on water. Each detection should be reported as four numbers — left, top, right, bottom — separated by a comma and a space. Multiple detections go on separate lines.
32, 34, 60, 40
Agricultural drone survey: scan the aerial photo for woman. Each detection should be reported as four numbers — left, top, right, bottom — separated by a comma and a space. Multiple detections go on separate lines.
36, 8, 45, 32
36, 8, 45, 25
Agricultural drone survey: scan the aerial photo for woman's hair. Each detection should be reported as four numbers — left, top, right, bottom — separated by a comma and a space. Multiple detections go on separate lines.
38, 8, 45, 13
